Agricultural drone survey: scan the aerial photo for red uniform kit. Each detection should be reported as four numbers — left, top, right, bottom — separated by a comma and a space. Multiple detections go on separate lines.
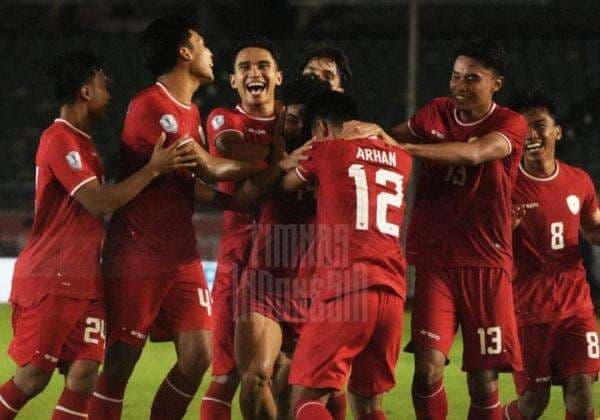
207, 105, 275, 375
102, 82, 212, 347
9, 119, 106, 372
512, 161, 600, 392
406, 97, 527, 372
289, 138, 411, 396
236, 181, 317, 351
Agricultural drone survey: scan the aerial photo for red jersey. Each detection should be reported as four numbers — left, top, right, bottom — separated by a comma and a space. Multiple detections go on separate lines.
512, 161, 598, 325
243, 184, 317, 298
207, 106, 276, 278
11, 119, 105, 306
104, 82, 205, 276
406, 97, 527, 270
297, 138, 412, 300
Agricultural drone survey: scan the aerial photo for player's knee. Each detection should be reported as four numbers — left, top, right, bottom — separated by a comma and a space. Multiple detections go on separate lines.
65, 361, 100, 394
178, 344, 211, 379
467, 369, 498, 398
563, 374, 594, 413
102, 342, 143, 381
413, 359, 444, 385
242, 363, 273, 391
14, 366, 52, 397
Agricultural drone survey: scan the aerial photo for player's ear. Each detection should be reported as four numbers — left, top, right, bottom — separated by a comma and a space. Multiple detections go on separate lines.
316, 119, 328, 138
492, 75, 503, 94
230, 73, 237, 89
555, 124, 562, 142
80, 84, 92, 101
179, 45, 193, 63
275, 69, 283, 87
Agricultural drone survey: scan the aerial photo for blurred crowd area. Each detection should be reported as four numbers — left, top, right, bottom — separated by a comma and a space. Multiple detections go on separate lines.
0, 0, 599, 269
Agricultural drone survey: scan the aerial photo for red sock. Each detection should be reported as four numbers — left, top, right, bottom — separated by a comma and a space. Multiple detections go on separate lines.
503, 400, 526, 420
326, 392, 347, 420
150, 365, 199, 420
565, 410, 595, 420
295, 399, 333, 420
200, 381, 236, 420
87, 373, 127, 420
52, 388, 89, 419
468, 389, 501, 420
412, 377, 448, 419
0, 379, 29, 420
359, 411, 386, 420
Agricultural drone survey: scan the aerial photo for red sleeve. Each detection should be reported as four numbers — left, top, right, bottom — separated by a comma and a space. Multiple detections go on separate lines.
44, 134, 98, 196
490, 111, 527, 156
296, 141, 329, 181
581, 171, 599, 218
207, 109, 245, 156
407, 98, 442, 142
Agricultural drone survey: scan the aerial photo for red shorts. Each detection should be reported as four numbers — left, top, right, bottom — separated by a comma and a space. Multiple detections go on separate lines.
513, 310, 600, 394
105, 260, 212, 348
8, 295, 105, 373
407, 266, 522, 372
289, 286, 404, 397
236, 281, 310, 354
211, 261, 244, 376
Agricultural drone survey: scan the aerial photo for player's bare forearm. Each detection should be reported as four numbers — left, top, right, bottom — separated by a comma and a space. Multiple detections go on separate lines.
280, 170, 306, 193
233, 164, 284, 207
201, 155, 266, 182
390, 122, 421, 143
194, 182, 251, 212
216, 133, 270, 161
402, 133, 510, 166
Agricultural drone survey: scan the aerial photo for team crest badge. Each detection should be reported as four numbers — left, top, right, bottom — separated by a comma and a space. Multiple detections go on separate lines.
211, 115, 225, 130
159, 114, 179, 133
566, 195, 580, 215
65, 151, 82, 171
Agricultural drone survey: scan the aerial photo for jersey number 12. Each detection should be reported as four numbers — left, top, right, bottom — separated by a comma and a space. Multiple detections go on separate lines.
348, 164, 403, 238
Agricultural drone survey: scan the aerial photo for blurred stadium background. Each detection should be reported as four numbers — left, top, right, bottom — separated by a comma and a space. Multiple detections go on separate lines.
0, 1, 599, 417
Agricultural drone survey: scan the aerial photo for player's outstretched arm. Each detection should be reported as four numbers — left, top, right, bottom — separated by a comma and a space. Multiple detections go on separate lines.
74, 133, 197, 217
280, 169, 307, 193
401, 132, 511, 166
215, 131, 270, 162
581, 207, 600, 245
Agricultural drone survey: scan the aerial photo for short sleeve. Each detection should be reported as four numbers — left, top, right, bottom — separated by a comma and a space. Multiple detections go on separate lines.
45, 135, 98, 196
490, 112, 528, 156
207, 109, 245, 156
581, 171, 599, 218
407, 99, 440, 141
296, 141, 328, 182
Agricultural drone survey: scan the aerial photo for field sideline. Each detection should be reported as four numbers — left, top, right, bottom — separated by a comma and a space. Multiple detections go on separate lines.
0, 304, 593, 419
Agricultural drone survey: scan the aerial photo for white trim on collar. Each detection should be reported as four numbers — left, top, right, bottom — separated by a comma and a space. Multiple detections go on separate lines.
54, 119, 91, 139
156, 82, 192, 110
519, 161, 560, 182
235, 105, 276, 121
453, 102, 496, 127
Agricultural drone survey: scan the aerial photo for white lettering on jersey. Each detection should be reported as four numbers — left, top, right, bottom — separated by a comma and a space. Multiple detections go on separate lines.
159, 114, 179, 133
211, 115, 225, 130
247, 127, 266, 135
356, 147, 397, 167
66, 151, 83, 171
566, 195, 580, 215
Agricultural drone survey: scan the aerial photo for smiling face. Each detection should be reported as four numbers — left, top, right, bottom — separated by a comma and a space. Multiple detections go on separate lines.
302, 57, 343, 92
523, 106, 561, 164
230, 47, 282, 109
450, 55, 502, 118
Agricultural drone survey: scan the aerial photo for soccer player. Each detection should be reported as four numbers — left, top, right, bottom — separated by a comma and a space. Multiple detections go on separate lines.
200, 36, 283, 420
300, 43, 352, 92
87, 16, 266, 420
234, 75, 331, 420
281, 91, 412, 420
504, 88, 600, 420
344, 39, 528, 419
0, 51, 196, 420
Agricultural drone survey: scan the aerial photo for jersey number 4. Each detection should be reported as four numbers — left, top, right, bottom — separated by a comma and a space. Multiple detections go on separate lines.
348, 164, 404, 238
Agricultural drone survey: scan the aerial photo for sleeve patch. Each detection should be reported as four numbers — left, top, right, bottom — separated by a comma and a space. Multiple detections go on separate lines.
65, 151, 83, 171
159, 114, 179, 133
211, 115, 225, 130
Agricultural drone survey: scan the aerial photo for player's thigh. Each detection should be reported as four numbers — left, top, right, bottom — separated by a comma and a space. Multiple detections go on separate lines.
408, 266, 458, 360
349, 288, 403, 397
554, 311, 600, 384
235, 312, 283, 377
457, 268, 522, 372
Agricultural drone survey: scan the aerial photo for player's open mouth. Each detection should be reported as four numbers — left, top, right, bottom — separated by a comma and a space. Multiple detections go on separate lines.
246, 81, 266, 95
525, 142, 543, 152
454, 95, 468, 100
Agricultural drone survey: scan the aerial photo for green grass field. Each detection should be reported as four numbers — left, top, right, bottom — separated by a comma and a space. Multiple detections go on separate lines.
0, 304, 594, 419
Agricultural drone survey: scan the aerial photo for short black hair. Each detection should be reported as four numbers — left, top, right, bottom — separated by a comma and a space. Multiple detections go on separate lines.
230, 35, 280, 71
454, 38, 506, 76
305, 91, 358, 130
282, 74, 331, 106
300, 43, 352, 89
508, 87, 559, 121
46, 51, 102, 105
140, 14, 202, 78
